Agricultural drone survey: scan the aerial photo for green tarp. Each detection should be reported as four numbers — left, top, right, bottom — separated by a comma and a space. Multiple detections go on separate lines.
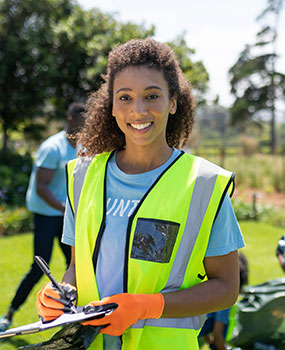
229, 277, 285, 350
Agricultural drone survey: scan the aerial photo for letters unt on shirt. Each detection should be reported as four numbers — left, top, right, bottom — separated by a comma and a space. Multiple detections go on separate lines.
106, 198, 140, 217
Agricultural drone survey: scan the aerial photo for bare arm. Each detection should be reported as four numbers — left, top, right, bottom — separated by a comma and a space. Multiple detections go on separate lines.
162, 250, 239, 318
36, 167, 65, 214
212, 321, 227, 350
62, 246, 76, 287
277, 253, 285, 272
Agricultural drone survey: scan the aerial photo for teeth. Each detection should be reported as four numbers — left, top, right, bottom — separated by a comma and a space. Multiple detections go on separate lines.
130, 122, 151, 130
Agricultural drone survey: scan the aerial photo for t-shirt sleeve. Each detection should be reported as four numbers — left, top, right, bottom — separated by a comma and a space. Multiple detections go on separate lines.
62, 199, 75, 246
35, 143, 60, 169
205, 193, 245, 257
215, 308, 231, 324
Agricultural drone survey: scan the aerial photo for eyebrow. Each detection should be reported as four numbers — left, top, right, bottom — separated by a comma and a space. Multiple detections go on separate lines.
115, 85, 162, 94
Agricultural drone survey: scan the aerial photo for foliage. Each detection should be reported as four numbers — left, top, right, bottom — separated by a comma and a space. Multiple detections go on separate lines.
46, 6, 155, 117
228, 1, 285, 154
0, 150, 33, 206
239, 134, 259, 156
197, 152, 284, 193
0, 1, 209, 159
168, 35, 209, 105
0, 0, 154, 155
232, 198, 285, 228
0, 206, 33, 236
0, 0, 74, 154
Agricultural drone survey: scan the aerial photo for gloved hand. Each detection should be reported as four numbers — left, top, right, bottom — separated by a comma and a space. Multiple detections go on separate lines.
81, 293, 164, 336
36, 282, 77, 322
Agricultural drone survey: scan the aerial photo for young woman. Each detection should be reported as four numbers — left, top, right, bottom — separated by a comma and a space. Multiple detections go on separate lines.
36, 38, 245, 350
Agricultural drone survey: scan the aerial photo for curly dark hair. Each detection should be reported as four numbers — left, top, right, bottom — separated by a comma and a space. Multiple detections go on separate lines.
78, 38, 195, 156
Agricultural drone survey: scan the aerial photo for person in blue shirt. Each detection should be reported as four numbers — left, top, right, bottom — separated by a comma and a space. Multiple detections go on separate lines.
36, 38, 245, 350
0, 102, 85, 332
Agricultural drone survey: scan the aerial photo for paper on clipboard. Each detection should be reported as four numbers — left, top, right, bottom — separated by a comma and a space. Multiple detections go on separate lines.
0, 303, 117, 339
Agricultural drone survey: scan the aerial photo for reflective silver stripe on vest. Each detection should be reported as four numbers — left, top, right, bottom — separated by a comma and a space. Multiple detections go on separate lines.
162, 158, 219, 292
132, 314, 205, 330
133, 159, 220, 331
72, 157, 92, 218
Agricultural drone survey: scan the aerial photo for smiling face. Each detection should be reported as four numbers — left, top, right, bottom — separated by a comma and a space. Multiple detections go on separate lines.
112, 65, 177, 152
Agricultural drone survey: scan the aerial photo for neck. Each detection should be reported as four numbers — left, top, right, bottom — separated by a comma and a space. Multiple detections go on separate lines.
116, 145, 173, 174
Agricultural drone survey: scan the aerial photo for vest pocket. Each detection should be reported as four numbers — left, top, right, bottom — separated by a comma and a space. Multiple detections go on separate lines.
130, 218, 180, 263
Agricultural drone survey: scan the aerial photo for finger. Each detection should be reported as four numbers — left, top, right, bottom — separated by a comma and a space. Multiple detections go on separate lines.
38, 283, 61, 303
42, 283, 67, 300
40, 292, 65, 309
44, 287, 62, 300
81, 312, 113, 326
36, 299, 64, 320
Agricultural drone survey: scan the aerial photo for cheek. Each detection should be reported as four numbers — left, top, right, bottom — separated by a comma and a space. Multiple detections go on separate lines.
112, 102, 127, 117
114, 116, 127, 133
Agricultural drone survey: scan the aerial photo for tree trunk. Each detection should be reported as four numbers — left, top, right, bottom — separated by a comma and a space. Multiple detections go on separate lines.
1, 127, 9, 163
270, 104, 276, 154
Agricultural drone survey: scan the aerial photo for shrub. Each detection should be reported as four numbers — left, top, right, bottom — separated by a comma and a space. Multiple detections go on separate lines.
0, 150, 33, 206
0, 206, 33, 236
239, 135, 259, 156
232, 198, 285, 228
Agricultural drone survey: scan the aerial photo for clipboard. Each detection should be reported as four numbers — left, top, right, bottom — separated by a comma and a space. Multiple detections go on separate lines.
0, 303, 117, 339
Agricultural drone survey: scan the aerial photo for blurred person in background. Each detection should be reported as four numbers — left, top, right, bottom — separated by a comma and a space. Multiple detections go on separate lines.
276, 235, 285, 272
199, 252, 249, 350
0, 102, 85, 332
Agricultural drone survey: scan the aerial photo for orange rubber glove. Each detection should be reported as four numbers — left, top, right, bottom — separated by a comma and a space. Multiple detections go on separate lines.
81, 293, 164, 336
36, 282, 77, 322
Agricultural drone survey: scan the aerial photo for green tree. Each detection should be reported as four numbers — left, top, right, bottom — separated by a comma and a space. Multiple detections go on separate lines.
0, 1, 154, 158
0, 0, 74, 158
168, 35, 209, 105
46, 7, 154, 118
228, 0, 285, 154
0, 1, 209, 161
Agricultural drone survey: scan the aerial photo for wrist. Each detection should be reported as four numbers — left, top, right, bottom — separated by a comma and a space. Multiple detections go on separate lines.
135, 293, 164, 320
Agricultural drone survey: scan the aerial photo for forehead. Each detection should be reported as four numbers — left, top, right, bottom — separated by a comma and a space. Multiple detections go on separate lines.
113, 65, 169, 91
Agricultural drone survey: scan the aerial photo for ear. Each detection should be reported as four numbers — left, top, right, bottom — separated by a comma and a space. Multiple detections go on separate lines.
169, 98, 177, 115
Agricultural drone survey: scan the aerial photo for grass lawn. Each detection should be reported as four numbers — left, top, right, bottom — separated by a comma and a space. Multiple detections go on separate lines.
0, 233, 67, 349
0, 221, 284, 349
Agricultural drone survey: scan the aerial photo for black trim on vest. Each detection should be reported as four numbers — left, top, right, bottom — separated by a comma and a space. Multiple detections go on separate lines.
123, 151, 185, 293
197, 273, 206, 281
229, 174, 235, 198
66, 163, 74, 217
92, 151, 116, 275
213, 172, 236, 223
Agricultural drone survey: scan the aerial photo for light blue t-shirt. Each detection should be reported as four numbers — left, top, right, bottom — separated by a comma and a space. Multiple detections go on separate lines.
62, 149, 244, 349
26, 131, 77, 216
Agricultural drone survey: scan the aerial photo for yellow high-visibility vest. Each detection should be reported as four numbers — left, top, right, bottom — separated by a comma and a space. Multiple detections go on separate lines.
66, 151, 234, 349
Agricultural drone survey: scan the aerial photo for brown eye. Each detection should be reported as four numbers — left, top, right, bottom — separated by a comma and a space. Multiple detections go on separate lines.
119, 95, 131, 101
146, 94, 159, 100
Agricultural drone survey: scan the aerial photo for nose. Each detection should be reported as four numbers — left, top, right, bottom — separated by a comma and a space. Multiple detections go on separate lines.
131, 98, 147, 117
